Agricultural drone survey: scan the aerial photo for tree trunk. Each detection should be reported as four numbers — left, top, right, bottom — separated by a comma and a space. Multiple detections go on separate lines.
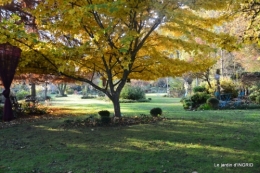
111, 94, 121, 117
44, 83, 48, 99
57, 83, 67, 96
30, 83, 37, 107
31, 83, 36, 98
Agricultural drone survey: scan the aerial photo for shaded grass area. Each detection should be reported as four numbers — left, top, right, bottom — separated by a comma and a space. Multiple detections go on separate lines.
0, 94, 260, 173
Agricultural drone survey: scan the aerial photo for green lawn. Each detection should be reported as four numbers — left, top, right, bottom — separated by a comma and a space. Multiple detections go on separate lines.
0, 94, 260, 173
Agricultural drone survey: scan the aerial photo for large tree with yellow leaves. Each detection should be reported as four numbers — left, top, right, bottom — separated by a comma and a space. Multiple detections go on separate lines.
0, 0, 238, 117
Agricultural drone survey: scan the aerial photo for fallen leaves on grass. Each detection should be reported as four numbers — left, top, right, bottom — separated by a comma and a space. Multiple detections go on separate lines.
0, 108, 73, 129
60, 114, 169, 129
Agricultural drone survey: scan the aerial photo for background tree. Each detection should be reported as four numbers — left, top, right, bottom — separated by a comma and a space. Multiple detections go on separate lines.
0, 0, 237, 117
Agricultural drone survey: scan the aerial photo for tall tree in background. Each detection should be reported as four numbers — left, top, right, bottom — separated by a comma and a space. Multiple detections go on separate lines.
0, 0, 237, 117
221, 2, 260, 73
239, 0, 260, 46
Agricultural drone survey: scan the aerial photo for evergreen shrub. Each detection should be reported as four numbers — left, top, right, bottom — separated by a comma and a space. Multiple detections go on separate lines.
98, 110, 111, 124
182, 98, 193, 110
193, 86, 206, 93
206, 97, 219, 109
120, 85, 146, 100
190, 92, 211, 107
150, 107, 162, 117
197, 103, 212, 110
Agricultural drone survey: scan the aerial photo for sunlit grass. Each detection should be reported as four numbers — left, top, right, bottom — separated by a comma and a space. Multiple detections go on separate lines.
49, 94, 183, 117
0, 94, 260, 172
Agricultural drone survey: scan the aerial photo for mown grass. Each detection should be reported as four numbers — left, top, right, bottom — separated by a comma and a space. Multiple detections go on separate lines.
0, 94, 260, 173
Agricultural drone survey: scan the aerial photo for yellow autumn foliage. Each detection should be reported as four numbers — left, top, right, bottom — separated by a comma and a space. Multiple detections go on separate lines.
0, 0, 238, 87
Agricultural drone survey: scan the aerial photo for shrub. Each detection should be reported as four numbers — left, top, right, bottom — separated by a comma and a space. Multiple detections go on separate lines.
120, 84, 145, 100
98, 110, 110, 116
193, 86, 206, 93
203, 78, 237, 97
182, 98, 193, 110
16, 90, 30, 100
197, 103, 212, 110
220, 79, 237, 98
150, 107, 162, 117
255, 96, 260, 104
98, 110, 111, 124
206, 97, 219, 109
190, 92, 211, 107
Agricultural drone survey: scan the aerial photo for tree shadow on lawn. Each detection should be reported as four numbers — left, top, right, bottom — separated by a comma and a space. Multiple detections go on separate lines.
1, 117, 260, 173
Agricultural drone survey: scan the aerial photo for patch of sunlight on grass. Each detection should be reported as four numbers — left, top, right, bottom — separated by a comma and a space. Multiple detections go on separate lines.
33, 125, 82, 134
126, 137, 252, 155
110, 146, 136, 152
173, 142, 253, 155
67, 143, 89, 149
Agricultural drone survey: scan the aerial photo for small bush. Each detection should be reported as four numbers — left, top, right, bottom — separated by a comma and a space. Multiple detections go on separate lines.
206, 97, 219, 109
98, 110, 110, 117
150, 107, 162, 117
190, 92, 211, 107
197, 103, 212, 110
193, 86, 206, 93
120, 84, 146, 100
220, 80, 237, 98
98, 110, 111, 124
182, 99, 193, 110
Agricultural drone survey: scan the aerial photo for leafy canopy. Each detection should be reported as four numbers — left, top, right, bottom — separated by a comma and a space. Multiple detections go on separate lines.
0, 0, 237, 90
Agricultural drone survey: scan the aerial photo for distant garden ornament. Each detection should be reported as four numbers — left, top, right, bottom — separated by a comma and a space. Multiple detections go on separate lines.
0, 43, 21, 121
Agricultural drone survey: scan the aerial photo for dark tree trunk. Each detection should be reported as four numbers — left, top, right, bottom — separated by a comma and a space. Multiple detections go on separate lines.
30, 83, 37, 106
31, 83, 36, 98
57, 83, 67, 96
44, 83, 48, 99
111, 93, 121, 117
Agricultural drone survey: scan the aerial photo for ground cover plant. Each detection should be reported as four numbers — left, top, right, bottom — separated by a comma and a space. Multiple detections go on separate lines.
0, 94, 260, 173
